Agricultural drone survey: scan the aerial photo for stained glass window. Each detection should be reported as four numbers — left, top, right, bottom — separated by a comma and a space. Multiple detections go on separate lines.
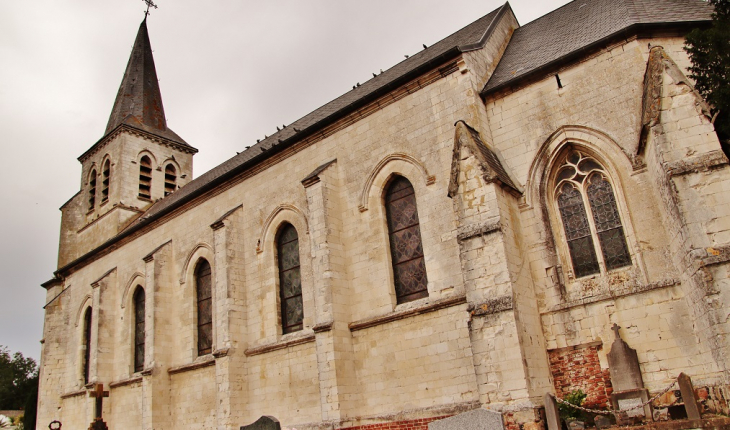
83, 307, 92, 384
278, 224, 303, 334
133, 287, 145, 372
554, 150, 631, 278
385, 176, 429, 303
195, 259, 213, 356
587, 175, 632, 270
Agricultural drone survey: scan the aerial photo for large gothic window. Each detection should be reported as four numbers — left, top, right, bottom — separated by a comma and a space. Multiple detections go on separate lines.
139, 156, 152, 199
83, 307, 92, 384
101, 158, 111, 203
385, 176, 429, 304
88, 169, 97, 211
277, 224, 303, 334
164, 164, 177, 196
133, 287, 145, 372
555, 150, 632, 278
195, 259, 213, 356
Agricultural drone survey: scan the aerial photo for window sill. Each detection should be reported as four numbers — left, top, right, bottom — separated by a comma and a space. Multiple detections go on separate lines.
137, 196, 153, 202
60, 388, 87, 399
244, 331, 316, 356
544, 278, 680, 314
167, 355, 215, 375
109, 375, 143, 389
348, 294, 467, 332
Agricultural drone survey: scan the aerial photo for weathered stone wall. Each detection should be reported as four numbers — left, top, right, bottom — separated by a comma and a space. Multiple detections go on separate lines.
39, 18, 730, 430
482, 32, 729, 398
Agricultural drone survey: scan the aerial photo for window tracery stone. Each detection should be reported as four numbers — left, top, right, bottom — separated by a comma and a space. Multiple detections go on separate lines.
554, 150, 631, 278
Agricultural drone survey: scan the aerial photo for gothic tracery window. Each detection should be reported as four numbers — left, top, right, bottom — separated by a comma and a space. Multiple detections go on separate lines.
195, 259, 213, 356
139, 156, 152, 199
133, 287, 145, 372
555, 150, 632, 278
385, 176, 429, 304
277, 223, 303, 334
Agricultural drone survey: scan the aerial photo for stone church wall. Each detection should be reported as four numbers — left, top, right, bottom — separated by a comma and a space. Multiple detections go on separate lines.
483, 32, 729, 395
38, 12, 730, 429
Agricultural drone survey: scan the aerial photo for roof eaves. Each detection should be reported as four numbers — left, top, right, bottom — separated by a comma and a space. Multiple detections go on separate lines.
78, 122, 197, 162
53, 8, 508, 278
480, 20, 710, 98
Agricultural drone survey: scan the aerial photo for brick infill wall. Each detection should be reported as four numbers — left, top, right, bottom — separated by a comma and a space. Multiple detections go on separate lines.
548, 343, 612, 409
339, 416, 450, 430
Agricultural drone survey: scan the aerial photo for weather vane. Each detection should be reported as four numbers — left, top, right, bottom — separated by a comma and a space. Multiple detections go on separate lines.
143, 0, 158, 17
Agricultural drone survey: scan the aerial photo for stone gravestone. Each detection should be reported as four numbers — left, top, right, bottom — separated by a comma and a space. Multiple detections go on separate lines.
240, 416, 282, 430
606, 324, 652, 423
429, 408, 504, 430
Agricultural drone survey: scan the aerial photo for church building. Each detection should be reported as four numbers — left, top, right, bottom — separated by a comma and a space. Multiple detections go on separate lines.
38, 1, 730, 429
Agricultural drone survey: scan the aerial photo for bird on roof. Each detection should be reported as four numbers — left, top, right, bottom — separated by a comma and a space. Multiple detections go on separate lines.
276, 126, 280, 131
404, 54, 409, 58
423, 44, 428, 49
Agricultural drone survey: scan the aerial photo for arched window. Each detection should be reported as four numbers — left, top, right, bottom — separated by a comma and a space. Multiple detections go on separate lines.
385, 176, 429, 304
83, 307, 92, 384
554, 150, 632, 278
88, 169, 97, 211
277, 224, 303, 334
139, 156, 152, 199
101, 158, 111, 203
133, 287, 145, 372
164, 164, 177, 196
195, 259, 213, 356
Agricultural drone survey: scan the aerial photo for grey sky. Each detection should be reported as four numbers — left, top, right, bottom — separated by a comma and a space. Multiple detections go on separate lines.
0, 0, 572, 361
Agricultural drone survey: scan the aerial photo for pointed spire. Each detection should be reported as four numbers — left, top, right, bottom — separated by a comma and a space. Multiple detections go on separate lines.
106, 19, 168, 136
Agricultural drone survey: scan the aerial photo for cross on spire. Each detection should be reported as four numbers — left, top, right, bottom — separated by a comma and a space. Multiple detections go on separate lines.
143, 0, 158, 17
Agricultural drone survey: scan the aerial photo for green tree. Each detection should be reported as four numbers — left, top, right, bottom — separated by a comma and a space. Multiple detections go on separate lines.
0, 346, 39, 410
22, 375, 38, 429
685, 0, 730, 156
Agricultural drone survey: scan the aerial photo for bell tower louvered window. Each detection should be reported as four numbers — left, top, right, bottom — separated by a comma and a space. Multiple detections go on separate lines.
555, 150, 631, 278
83, 307, 92, 384
88, 170, 97, 211
164, 164, 177, 196
133, 287, 145, 372
139, 156, 152, 199
195, 259, 213, 356
101, 159, 111, 203
385, 176, 429, 304
277, 224, 303, 334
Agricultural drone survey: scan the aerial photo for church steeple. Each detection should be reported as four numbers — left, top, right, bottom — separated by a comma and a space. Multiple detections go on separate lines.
105, 19, 185, 144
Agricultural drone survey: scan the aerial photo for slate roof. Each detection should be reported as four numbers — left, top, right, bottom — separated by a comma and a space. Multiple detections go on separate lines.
482, 0, 712, 95
119, 4, 510, 231
105, 19, 190, 147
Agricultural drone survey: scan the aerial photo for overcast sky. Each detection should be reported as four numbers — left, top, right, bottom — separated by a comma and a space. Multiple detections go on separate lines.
0, 0, 573, 362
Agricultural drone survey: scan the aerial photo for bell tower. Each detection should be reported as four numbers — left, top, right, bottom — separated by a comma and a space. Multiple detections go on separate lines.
58, 19, 197, 267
